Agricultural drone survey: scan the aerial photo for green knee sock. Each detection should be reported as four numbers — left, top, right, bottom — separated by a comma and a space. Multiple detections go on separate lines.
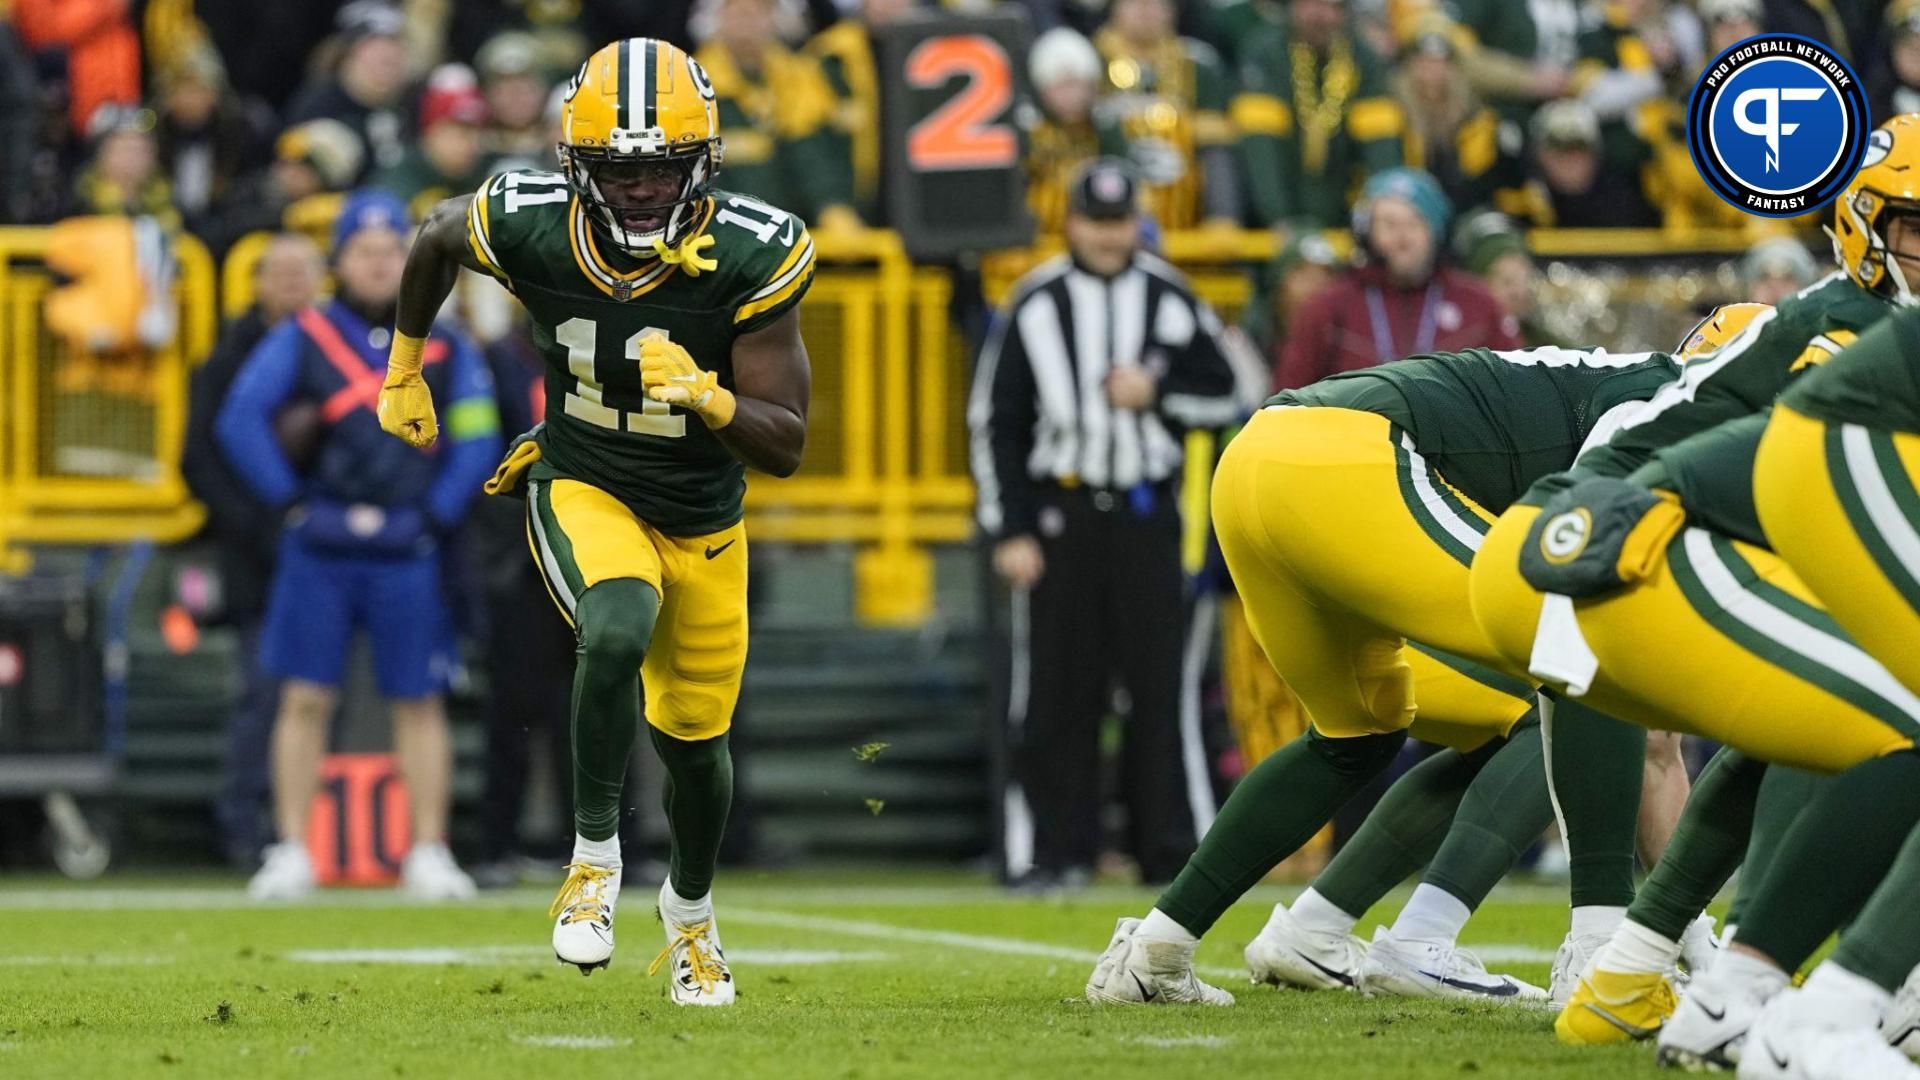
1734, 750, 1920, 974
1725, 764, 1827, 928
650, 727, 734, 901
569, 580, 659, 842
1626, 748, 1763, 941
1156, 728, 1405, 936
1546, 696, 1644, 909
1311, 739, 1492, 918
1831, 816, 1920, 993
1424, 714, 1553, 911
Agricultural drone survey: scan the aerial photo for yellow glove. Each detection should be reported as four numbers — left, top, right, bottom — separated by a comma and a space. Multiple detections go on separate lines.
483, 424, 543, 497
639, 335, 736, 428
377, 332, 438, 448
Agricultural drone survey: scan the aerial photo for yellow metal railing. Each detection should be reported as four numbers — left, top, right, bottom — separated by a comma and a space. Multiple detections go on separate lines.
7, 220, 1768, 617
0, 226, 213, 570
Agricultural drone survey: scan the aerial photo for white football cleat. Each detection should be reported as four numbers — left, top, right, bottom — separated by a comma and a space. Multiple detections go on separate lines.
400, 842, 477, 901
1551, 931, 1612, 1006
549, 861, 621, 974
1882, 966, 1920, 1060
1244, 903, 1366, 992
1356, 927, 1548, 1003
1658, 962, 1787, 1071
1742, 985, 1920, 1079
649, 882, 734, 1006
1682, 915, 1722, 980
247, 841, 316, 901
1085, 917, 1234, 1006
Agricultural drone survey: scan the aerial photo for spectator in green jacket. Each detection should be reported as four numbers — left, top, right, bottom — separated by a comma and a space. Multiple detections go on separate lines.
1095, 0, 1240, 228
695, 0, 862, 230
1233, 0, 1405, 230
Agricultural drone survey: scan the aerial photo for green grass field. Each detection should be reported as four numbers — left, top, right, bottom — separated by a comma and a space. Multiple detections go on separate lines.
0, 869, 1672, 1079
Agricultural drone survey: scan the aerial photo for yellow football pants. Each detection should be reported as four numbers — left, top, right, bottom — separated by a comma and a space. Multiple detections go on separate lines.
1469, 504, 1920, 773
1757, 404, 1920, 698
1211, 407, 1534, 750
526, 477, 748, 741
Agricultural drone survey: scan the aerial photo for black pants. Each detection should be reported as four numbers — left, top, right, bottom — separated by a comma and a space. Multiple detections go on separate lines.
1004, 487, 1199, 881
478, 564, 577, 862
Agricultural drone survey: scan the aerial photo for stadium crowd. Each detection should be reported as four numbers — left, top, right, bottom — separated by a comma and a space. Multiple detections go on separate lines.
17, 0, 1920, 248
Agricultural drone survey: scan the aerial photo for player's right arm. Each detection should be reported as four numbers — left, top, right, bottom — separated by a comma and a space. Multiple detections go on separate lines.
378, 193, 491, 448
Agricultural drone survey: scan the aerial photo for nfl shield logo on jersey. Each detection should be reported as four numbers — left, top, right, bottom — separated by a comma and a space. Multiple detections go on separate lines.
1687, 33, 1869, 217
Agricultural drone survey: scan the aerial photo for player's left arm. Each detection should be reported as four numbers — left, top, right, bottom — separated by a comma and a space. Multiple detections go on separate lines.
638, 306, 810, 477
717, 308, 811, 477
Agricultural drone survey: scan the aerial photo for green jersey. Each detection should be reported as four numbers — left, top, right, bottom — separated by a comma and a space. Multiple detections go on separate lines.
1568, 273, 1892, 486
1784, 305, 1920, 434
1270, 345, 1679, 513
468, 171, 816, 535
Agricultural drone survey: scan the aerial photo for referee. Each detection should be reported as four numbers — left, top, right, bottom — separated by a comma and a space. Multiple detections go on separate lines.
970, 159, 1241, 889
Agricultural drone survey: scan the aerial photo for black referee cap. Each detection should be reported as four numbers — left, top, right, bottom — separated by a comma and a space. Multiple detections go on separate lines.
1069, 158, 1138, 220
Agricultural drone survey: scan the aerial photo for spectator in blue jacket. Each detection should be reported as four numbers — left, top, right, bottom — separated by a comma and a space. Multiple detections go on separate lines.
217, 189, 501, 903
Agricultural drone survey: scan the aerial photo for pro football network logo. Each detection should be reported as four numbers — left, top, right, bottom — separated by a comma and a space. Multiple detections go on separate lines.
1687, 34, 1868, 217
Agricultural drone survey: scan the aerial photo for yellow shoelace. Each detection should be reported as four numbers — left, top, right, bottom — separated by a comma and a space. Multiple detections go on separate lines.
547, 863, 615, 925
652, 232, 718, 275
647, 920, 726, 993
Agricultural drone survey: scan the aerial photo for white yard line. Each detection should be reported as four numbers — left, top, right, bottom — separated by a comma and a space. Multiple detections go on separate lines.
286, 946, 890, 966
1130, 1035, 1233, 1049
0, 953, 177, 966
725, 907, 1250, 982
0, 882, 1590, 911
509, 1035, 633, 1049
0, 886, 1564, 977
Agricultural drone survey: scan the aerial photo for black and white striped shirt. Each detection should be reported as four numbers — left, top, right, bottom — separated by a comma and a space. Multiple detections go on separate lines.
969, 252, 1241, 537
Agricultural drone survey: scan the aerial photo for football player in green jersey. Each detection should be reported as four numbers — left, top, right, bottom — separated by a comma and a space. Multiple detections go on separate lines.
377, 37, 815, 1006
1470, 310, 1920, 1079
1469, 117, 1920, 1052
1084, 336, 1690, 1007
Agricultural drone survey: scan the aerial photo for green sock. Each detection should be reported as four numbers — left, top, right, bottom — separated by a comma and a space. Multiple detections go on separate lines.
649, 727, 734, 901
1733, 750, 1920, 973
1156, 728, 1406, 935
1831, 814, 1920, 993
1424, 713, 1552, 910
569, 579, 659, 842
1312, 739, 1490, 917
1546, 696, 1644, 908
1725, 763, 1828, 928
1626, 748, 1762, 941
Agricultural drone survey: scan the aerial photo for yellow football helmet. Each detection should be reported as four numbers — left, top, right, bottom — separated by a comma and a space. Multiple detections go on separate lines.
1674, 302, 1771, 360
557, 38, 723, 255
1833, 113, 1920, 305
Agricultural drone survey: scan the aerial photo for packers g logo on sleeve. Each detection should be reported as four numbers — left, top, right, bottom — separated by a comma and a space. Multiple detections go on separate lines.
1540, 508, 1593, 565
1687, 34, 1868, 217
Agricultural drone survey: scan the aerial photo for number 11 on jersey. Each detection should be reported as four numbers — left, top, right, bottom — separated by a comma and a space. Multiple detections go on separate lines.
554, 317, 687, 438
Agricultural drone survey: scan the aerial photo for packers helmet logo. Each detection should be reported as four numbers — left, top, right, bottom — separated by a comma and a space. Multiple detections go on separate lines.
1864, 127, 1894, 167
687, 57, 716, 103
1540, 509, 1593, 565
563, 61, 587, 103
